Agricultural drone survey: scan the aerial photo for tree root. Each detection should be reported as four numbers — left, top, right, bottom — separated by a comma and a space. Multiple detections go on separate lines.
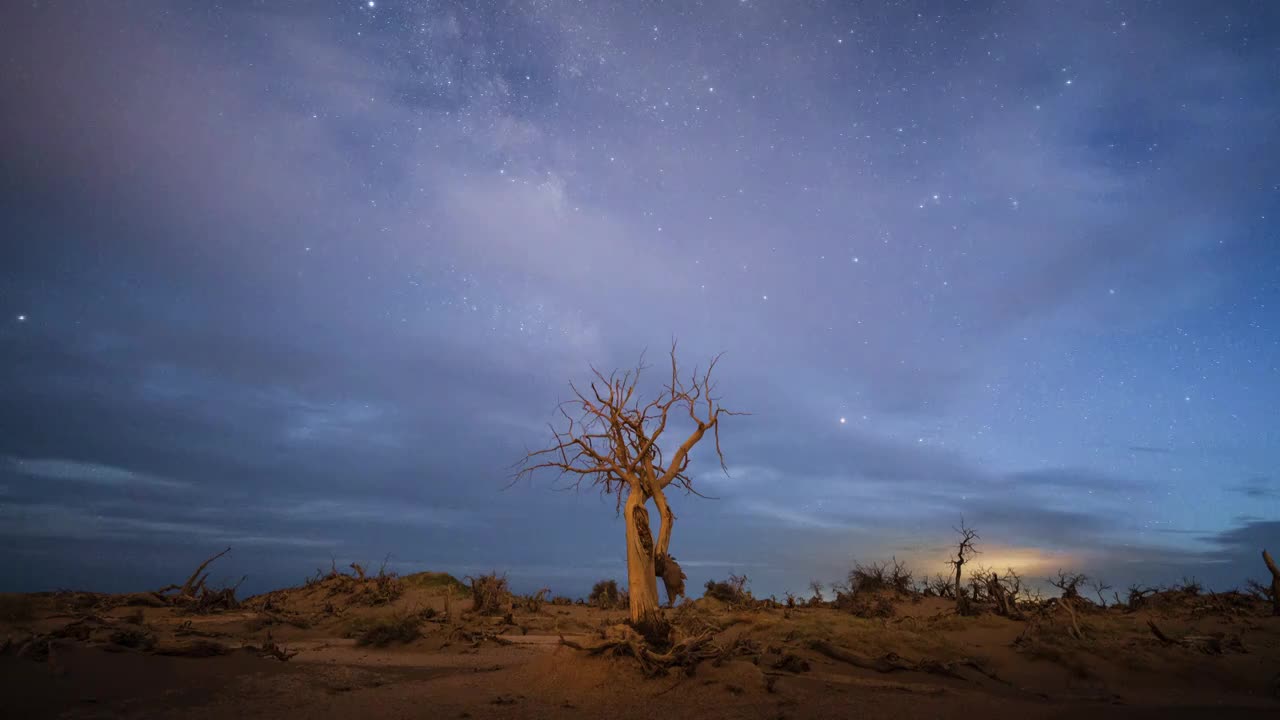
1057, 598, 1085, 640
153, 548, 242, 614
808, 640, 1004, 684
559, 625, 722, 677
254, 632, 299, 662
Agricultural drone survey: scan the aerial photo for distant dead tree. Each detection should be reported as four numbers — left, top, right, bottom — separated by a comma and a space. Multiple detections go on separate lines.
808, 579, 825, 604
947, 519, 980, 613
514, 343, 744, 625
1089, 578, 1113, 607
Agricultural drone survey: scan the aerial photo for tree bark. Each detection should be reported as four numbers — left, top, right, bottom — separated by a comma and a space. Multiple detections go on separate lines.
1263, 549, 1280, 616
651, 486, 674, 559
624, 490, 661, 623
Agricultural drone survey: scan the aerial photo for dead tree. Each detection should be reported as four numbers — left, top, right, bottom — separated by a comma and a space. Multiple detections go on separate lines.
1089, 579, 1113, 608
986, 569, 1023, 619
808, 580, 825, 604
1263, 549, 1280, 616
515, 343, 743, 625
947, 520, 980, 613
148, 548, 241, 613
1050, 570, 1088, 601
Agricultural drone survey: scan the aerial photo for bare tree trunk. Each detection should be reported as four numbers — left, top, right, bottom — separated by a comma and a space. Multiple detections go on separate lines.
651, 487, 674, 559
953, 559, 964, 609
624, 491, 661, 623
1264, 549, 1280, 616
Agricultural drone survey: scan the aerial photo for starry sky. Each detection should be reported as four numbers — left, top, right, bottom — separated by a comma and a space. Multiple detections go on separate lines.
2, 0, 1278, 599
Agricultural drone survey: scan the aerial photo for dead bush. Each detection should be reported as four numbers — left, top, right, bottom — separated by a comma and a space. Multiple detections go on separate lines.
1127, 584, 1157, 610
519, 588, 550, 613
703, 574, 751, 605
353, 572, 404, 606
589, 579, 626, 609
351, 614, 423, 647
926, 573, 954, 598
467, 573, 511, 615
848, 561, 889, 594
835, 591, 894, 618
1174, 576, 1203, 596
108, 627, 156, 650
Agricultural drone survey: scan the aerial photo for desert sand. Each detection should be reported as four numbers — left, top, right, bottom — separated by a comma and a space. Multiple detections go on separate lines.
3, 563, 1278, 720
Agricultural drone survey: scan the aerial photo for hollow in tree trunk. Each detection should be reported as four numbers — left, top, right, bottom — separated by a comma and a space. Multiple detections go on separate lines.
624, 491, 661, 624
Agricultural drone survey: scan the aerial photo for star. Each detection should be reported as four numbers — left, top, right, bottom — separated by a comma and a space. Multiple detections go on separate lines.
16, 315, 26, 322
839, 417, 847, 424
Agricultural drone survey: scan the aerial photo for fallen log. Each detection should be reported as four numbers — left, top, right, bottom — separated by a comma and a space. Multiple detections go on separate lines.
1146, 619, 1244, 655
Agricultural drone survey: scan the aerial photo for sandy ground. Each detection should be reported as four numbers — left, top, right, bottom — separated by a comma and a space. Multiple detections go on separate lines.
3, 571, 1278, 719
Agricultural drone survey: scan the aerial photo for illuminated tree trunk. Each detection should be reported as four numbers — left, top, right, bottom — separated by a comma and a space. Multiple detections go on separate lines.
652, 486, 674, 559
624, 490, 661, 623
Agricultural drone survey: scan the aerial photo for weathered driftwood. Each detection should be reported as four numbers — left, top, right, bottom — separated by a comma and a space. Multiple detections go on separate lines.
1146, 619, 1245, 655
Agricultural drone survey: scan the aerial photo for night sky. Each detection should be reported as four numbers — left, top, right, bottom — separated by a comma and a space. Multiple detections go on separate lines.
2, 0, 1278, 599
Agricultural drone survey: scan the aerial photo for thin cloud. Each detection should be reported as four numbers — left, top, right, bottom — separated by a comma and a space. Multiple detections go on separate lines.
8, 457, 189, 491
0, 501, 330, 548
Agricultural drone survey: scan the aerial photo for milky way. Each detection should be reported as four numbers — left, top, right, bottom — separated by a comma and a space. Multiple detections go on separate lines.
1, 1, 1277, 596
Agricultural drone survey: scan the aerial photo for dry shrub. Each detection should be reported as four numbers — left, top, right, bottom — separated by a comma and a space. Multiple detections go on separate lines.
519, 588, 550, 613
109, 627, 156, 650
925, 573, 954, 598
467, 573, 511, 615
670, 601, 722, 637
589, 579, 627, 609
353, 572, 404, 606
351, 614, 423, 647
848, 561, 889, 594
836, 592, 895, 619
704, 574, 751, 605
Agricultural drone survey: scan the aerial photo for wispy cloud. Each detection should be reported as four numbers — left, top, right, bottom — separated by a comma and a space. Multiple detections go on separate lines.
271, 498, 477, 529
8, 457, 189, 490
0, 501, 331, 548
1127, 446, 1174, 455
1227, 477, 1278, 500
